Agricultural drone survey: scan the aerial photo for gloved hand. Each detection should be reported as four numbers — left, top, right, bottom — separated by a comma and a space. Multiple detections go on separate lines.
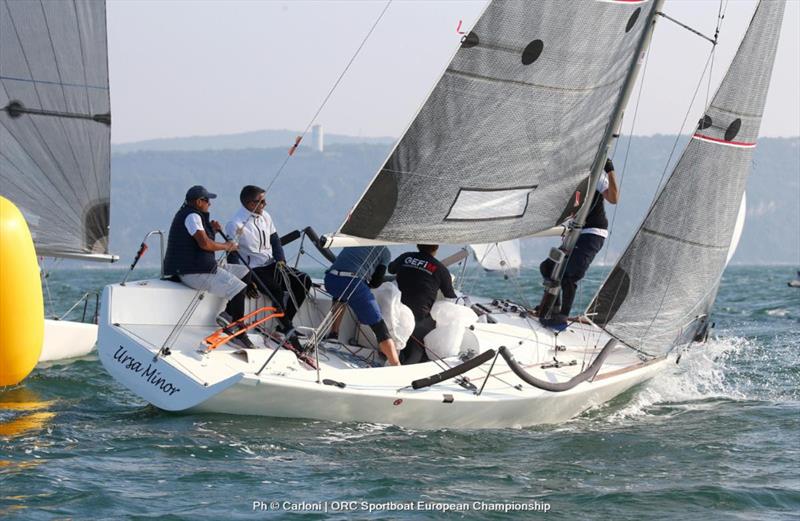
246, 281, 259, 299
604, 158, 615, 173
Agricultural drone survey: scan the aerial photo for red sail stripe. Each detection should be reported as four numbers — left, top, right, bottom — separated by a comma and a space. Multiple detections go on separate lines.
692, 133, 756, 148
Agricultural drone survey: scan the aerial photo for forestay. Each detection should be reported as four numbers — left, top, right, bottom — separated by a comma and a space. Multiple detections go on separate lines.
0, 0, 112, 260
589, 0, 785, 356
336, 0, 656, 245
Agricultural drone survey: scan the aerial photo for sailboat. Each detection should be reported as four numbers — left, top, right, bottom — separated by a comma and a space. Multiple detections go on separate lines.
0, 0, 115, 362
97, 0, 784, 428
469, 240, 522, 276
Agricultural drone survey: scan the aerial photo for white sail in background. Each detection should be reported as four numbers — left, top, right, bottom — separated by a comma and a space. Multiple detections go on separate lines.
590, 1, 786, 356
470, 240, 522, 275
0, 0, 113, 261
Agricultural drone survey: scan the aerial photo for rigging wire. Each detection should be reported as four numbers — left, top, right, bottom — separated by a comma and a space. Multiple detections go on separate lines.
705, 0, 730, 110
633, 2, 731, 350
264, 0, 393, 195
586, 2, 729, 353
598, 40, 652, 271
592, 48, 716, 346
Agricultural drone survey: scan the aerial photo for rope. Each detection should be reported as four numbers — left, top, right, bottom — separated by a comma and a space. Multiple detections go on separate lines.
705, 0, 730, 110
264, 0, 393, 194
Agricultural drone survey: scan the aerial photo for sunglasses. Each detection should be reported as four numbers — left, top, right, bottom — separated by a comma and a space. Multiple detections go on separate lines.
250, 198, 266, 206
199, 197, 210, 203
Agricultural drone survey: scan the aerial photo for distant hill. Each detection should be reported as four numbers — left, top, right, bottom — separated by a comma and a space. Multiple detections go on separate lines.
112, 129, 395, 154
108, 135, 799, 268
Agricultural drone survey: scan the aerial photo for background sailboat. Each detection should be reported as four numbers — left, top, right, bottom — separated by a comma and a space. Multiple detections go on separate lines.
0, 0, 114, 362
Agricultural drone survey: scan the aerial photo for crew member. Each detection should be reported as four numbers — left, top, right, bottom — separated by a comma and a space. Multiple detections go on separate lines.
539, 158, 619, 327
225, 185, 311, 335
324, 246, 401, 366
163, 185, 255, 348
388, 244, 456, 364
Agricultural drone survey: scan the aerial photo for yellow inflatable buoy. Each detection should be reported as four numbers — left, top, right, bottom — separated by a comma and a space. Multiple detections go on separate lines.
0, 196, 43, 386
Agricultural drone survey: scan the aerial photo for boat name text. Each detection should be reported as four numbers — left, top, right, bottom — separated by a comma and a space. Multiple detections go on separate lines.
113, 346, 181, 396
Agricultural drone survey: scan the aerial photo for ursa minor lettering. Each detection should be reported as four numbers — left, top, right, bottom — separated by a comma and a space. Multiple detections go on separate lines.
113, 346, 181, 396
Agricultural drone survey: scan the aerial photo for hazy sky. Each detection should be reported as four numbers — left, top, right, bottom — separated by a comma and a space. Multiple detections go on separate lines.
107, 0, 800, 144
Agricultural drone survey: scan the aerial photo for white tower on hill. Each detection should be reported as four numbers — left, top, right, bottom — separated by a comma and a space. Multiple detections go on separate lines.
311, 124, 324, 153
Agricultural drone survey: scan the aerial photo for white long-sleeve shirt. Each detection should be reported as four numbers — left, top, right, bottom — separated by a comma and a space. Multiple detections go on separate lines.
225, 206, 278, 267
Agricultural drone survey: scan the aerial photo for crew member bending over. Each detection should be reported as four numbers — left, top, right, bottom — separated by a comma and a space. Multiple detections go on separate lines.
388, 244, 456, 364
324, 246, 401, 366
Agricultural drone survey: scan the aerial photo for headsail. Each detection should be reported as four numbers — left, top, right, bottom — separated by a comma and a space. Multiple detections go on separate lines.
333, 0, 658, 246
470, 240, 522, 274
589, 1, 785, 355
0, 0, 113, 261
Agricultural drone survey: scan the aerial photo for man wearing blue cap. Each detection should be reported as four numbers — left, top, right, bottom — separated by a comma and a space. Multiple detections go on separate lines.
163, 185, 255, 348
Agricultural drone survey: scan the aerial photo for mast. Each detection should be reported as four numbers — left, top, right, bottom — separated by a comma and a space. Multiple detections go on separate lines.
543, 0, 666, 315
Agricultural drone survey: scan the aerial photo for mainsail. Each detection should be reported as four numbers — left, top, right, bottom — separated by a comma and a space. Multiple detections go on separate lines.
589, 0, 785, 355
0, 0, 113, 261
333, 0, 659, 246
470, 240, 522, 273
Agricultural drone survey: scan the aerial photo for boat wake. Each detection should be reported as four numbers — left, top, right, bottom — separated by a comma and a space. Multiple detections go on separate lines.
599, 336, 771, 423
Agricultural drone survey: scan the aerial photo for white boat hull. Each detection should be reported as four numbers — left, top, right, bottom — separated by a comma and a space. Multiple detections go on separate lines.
98, 278, 667, 429
39, 319, 97, 362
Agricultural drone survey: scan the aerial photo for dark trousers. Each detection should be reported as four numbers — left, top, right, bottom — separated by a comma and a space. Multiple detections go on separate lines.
540, 233, 604, 317
400, 315, 437, 365
225, 288, 248, 322
250, 264, 312, 328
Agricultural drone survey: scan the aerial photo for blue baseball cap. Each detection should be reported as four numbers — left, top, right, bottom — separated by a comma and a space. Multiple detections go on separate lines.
185, 185, 217, 201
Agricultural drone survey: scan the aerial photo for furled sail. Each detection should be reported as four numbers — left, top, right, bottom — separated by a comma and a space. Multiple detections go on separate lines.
334, 0, 657, 245
470, 240, 522, 274
589, 1, 785, 356
0, 0, 113, 261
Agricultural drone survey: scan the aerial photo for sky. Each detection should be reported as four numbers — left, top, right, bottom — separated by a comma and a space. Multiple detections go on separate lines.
107, 0, 800, 144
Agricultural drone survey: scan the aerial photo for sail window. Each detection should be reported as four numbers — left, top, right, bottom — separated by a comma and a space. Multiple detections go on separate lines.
521, 40, 544, 65
625, 8, 641, 33
445, 187, 536, 221
698, 115, 713, 130
461, 31, 479, 48
725, 119, 742, 141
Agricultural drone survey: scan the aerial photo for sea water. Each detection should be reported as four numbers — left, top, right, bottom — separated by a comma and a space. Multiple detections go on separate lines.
1, 266, 798, 520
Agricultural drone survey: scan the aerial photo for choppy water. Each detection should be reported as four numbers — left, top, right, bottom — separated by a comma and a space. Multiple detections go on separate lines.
2, 266, 798, 520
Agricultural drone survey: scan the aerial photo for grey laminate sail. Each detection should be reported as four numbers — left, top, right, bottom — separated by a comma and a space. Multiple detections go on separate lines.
336, 0, 657, 245
589, 0, 785, 356
1, 0, 112, 260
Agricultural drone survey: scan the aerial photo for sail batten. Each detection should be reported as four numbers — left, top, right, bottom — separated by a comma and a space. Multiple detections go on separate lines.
1, 0, 112, 260
337, 0, 658, 245
590, 0, 786, 355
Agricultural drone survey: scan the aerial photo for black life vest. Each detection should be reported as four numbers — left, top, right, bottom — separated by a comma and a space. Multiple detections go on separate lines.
163, 204, 216, 276
584, 190, 608, 230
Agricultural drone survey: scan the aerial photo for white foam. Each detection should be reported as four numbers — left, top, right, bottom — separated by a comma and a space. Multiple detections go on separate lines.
766, 308, 789, 317
603, 336, 752, 422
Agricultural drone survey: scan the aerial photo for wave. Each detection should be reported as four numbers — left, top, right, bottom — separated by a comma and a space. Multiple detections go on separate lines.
600, 335, 799, 423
